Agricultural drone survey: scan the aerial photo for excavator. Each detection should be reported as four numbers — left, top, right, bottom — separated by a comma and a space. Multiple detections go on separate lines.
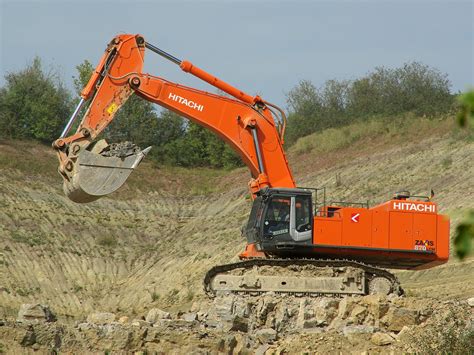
53, 34, 450, 297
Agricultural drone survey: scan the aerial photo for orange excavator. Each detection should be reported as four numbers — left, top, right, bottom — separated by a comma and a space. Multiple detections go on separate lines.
53, 34, 449, 297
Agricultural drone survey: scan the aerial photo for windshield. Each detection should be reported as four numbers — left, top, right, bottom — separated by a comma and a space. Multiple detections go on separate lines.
263, 196, 291, 236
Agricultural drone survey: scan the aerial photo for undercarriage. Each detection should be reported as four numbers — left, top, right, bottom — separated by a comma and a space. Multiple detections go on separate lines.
204, 258, 402, 298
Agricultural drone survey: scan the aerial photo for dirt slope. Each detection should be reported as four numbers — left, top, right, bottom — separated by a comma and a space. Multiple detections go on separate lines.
0, 116, 473, 324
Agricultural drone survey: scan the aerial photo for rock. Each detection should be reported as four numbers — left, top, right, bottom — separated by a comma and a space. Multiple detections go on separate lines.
342, 325, 375, 336
255, 328, 277, 344
154, 319, 198, 329
196, 311, 207, 321
260, 296, 277, 315
20, 327, 36, 346
118, 316, 129, 324
204, 319, 224, 329
218, 334, 250, 354
467, 297, 474, 307
386, 308, 418, 332
338, 297, 358, 319
145, 308, 171, 323
77, 322, 92, 331
328, 317, 346, 331
296, 299, 310, 328
228, 315, 248, 332
396, 326, 412, 342
301, 327, 324, 334
318, 298, 340, 310
86, 312, 116, 324
131, 319, 149, 327
371, 332, 394, 346
274, 305, 290, 332
255, 344, 271, 355
214, 296, 235, 321
17, 304, 56, 323
182, 312, 197, 322
300, 319, 322, 329
313, 299, 339, 327
349, 305, 367, 324
234, 298, 252, 318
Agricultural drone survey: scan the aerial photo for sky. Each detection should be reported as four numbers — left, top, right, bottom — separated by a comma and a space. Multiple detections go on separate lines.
0, 0, 473, 108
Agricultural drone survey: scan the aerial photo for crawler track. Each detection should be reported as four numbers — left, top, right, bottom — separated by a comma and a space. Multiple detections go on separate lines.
204, 258, 402, 297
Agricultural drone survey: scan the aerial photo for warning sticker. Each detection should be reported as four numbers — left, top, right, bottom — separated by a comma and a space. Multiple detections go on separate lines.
106, 102, 118, 115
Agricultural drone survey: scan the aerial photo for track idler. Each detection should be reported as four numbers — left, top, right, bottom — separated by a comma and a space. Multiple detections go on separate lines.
63, 140, 151, 203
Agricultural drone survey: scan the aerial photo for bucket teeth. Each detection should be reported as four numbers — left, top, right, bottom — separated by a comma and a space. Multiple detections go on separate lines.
64, 142, 151, 203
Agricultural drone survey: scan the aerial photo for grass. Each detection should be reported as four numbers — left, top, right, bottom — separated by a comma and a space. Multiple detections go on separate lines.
10, 230, 46, 246
441, 156, 453, 169
0, 139, 58, 179
289, 113, 456, 156
96, 235, 118, 248
151, 291, 160, 302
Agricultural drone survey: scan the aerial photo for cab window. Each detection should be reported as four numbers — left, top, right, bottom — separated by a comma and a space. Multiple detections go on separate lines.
295, 195, 312, 232
263, 196, 290, 236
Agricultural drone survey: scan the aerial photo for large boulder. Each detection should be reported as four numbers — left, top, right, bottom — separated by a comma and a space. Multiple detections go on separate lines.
17, 304, 56, 323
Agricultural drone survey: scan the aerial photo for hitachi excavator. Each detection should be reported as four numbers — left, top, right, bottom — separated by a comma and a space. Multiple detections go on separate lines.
53, 34, 450, 297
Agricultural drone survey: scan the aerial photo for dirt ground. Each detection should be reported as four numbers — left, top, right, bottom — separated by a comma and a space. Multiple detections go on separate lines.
0, 117, 473, 353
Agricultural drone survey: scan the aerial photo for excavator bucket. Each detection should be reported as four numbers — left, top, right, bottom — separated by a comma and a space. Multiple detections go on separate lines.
64, 141, 151, 203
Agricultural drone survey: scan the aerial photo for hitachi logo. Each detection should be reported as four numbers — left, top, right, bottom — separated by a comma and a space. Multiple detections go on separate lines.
168, 93, 204, 112
393, 202, 436, 213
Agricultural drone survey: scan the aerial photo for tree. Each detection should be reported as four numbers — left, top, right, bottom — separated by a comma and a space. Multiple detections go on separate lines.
0, 57, 72, 141
285, 62, 454, 145
160, 121, 242, 168
285, 80, 324, 144
347, 62, 453, 117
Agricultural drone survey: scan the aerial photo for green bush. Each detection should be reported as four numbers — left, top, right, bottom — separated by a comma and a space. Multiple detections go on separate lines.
285, 62, 453, 145
0, 57, 72, 141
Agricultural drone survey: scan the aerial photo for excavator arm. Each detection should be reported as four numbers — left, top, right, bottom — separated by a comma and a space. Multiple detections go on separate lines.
53, 34, 295, 203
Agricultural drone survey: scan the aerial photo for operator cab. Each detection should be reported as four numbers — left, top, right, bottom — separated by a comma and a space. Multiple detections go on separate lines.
243, 188, 313, 255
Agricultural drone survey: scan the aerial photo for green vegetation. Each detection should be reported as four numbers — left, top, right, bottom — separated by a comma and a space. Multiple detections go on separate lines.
454, 89, 474, 260
289, 113, 453, 156
0, 57, 458, 170
285, 62, 454, 145
10, 230, 46, 246
0, 57, 72, 142
96, 235, 118, 248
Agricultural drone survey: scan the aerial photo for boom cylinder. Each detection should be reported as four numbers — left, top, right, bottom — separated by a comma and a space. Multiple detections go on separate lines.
145, 42, 181, 65
145, 41, 259, 105
180, 60, 258, 105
